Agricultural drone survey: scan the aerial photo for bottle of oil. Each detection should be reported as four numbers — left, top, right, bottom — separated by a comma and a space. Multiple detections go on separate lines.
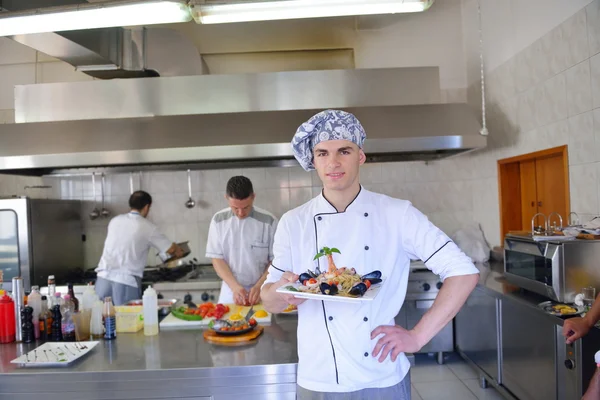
102, 297, 116, 340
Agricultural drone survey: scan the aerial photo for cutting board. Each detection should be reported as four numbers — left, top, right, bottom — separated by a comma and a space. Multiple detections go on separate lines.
203, 326, 264, 344
160, 304, 272, 329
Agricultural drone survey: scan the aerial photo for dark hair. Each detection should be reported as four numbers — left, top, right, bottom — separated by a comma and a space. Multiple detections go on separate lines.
129, 190, 152, 211
226, 176, 254, 200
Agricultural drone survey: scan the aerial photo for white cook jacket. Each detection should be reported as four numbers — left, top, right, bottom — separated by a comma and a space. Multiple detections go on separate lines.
206, 206, 278, 298
263, 187, 478, 393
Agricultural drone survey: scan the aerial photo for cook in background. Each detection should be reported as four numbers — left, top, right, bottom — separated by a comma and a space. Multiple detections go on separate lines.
261, 110, 479, 400
206, 176, 278, 306
563, 292, 600, 399
95, 191, 185, 305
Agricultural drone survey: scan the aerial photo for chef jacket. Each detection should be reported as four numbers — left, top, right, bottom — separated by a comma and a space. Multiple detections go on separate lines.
95, 212, 173, 287
263, 187, 478, 393
206, 207, 278, 288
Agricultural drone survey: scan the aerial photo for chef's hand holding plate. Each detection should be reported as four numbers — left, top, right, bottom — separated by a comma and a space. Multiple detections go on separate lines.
563, 317, 593, 344
274, 272, 307, 306
371, 325, 422, 363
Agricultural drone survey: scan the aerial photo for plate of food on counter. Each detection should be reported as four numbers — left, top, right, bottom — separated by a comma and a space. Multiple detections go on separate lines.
276, 247, 384, 303
538, 301, 586, 317
208, 318, 258, 336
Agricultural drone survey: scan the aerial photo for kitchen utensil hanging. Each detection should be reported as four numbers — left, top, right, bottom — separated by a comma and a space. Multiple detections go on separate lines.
89, 173, 100, 220
129, 172, 134, 195
100, 173, 110, 218
185, 169, 196, 209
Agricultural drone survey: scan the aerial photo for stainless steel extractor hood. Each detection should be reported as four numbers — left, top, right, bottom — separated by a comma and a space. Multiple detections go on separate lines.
0, 67, 486, 176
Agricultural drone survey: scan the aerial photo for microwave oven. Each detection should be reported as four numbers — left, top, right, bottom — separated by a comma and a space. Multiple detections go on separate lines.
504, 234, 600, 303
0, 197, 84, 292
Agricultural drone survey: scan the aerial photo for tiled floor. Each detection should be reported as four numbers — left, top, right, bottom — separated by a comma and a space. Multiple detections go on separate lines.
410, 353, 505, 400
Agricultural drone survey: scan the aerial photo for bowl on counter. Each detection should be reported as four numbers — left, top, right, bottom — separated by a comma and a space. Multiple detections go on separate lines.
126, 298, 178, 317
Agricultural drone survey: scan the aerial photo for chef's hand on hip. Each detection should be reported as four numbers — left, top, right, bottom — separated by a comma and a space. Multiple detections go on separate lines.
275, 272, 306, 306
563, 317, 592, 344
232, 284, 249, 306
371, 325, 422, 363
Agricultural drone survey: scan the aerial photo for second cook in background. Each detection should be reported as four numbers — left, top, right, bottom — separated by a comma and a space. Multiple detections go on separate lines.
206, 176, 278, 306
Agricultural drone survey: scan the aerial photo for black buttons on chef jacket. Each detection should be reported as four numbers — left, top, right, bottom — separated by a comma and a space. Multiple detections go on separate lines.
364, 246, 369, 250
328, 316, 333, 321
363, 317, 368, 322
364, 352, 369, 357
317, 216, 323, 221
364, 212, 369, 217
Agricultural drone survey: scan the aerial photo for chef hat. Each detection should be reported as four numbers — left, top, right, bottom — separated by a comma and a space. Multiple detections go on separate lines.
291, 109, 367, 171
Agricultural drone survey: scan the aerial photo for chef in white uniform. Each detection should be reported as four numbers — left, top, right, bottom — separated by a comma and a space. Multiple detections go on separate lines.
261, 110, 480, 399
95, 191, 184, 305
206, 176, 278, 305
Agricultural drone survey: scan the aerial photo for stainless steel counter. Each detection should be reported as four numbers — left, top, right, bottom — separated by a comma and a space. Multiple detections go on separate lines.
0, 314, 299, 400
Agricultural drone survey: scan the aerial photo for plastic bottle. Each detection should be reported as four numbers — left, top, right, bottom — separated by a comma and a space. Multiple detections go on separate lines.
143, 286, 159, 336
21, 306, 34, 343
61, 294, 76, 342
67, 283, 79, 312
90, 300, 104, 340
81, 285, 96, 311
54, 292, 64, 308
50, 305, 63, 342
102, 297, 116, 340
27, 286, 42, 339
0, 292, 16, 343
39, 296, 50, 341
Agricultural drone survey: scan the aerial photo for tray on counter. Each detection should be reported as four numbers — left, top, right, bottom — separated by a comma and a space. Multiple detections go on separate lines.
11, 341, 99, 367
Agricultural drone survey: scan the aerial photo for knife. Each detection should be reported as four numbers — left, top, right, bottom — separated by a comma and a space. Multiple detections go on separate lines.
245, 305, 256, 322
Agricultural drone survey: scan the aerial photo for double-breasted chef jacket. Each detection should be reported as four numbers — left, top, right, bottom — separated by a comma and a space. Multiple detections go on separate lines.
264, 187, 478, 393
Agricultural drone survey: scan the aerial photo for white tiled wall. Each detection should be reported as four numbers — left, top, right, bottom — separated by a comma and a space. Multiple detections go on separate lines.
458, 0, 600, 247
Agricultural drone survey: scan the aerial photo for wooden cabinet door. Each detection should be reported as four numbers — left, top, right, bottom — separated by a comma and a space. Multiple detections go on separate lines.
520, 159, 538, 230
535, 154, 567, 227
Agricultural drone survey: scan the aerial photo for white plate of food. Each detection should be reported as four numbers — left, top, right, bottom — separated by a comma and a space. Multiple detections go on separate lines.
538, 301, 585, 317
11, 341, 99, 367
276, 247, 384, 303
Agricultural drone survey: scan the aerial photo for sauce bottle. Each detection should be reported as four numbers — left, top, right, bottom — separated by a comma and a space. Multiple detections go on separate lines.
61, 295, 76, 342
67, 283, 79, 312
102, 297, 116, 340
143, 286, 159, 336
0, 292, 15, 343
27, 286, 42, 339
39, 296, 50, 341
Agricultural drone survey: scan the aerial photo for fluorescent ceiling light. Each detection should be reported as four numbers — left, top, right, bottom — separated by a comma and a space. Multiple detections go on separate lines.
193, 0, 434, 24
0, 1, 192, 37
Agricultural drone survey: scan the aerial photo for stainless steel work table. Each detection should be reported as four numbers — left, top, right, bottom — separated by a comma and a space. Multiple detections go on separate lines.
0, 314, 299, 400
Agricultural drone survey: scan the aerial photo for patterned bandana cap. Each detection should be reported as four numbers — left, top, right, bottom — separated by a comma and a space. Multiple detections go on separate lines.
291, 109, 367, 171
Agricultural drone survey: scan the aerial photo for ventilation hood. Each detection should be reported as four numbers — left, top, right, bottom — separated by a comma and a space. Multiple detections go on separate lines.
0, 67, 486, 176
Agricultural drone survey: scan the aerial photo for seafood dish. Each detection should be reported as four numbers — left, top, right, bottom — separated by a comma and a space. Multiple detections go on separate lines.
290, 247, 382, 298
209, 318, 257, 336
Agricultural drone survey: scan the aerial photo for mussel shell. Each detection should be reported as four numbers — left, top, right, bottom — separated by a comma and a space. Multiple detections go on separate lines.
299, 272, 314, 285
348, 282, 368, 297
361, 270, 382, 280
364, 278, 382, 285
320, 282, 339, 296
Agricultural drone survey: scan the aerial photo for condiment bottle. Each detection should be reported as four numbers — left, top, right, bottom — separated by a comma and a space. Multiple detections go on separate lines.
27, 286, 42, 339
67, 283, 79, 312
39, 296, 50, 341
143, 286, 158, 336
47, 275, 56, 307
21, 306, 34, 343
81, 284, 96, 311
102, 297, 116, 340
50, 305, 63, 342
61, 295, 76, 342
90, 300, 104, 340
0, 292, 16, 343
